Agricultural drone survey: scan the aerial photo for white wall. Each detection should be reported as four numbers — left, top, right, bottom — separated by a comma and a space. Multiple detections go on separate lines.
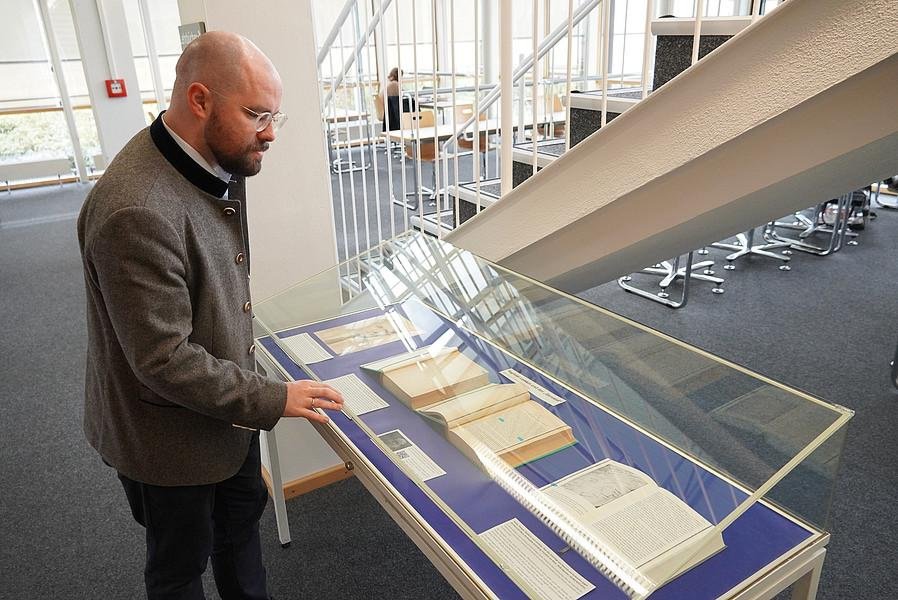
198, 0, 339, 302
179, 0, 342, 482
69, 0, 146, 160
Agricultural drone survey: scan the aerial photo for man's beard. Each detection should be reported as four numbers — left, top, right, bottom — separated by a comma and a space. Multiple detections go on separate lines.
206, 111, 269, 177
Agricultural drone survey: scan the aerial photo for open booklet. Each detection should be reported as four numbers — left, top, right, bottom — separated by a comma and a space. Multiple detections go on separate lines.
542, 460, 725, 586
363, 347, 576, 467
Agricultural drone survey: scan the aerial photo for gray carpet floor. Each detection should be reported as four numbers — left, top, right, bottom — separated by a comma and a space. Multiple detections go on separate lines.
1, 182, 896, 599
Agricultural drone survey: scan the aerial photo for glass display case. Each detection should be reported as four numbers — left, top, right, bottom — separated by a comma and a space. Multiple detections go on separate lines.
252, 232, 852, 600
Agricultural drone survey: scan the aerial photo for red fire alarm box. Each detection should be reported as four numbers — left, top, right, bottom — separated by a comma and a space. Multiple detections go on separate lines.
105, 79, 127, 98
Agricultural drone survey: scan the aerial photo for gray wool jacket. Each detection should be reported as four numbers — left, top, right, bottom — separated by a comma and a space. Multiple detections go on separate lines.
77, 115, 286, 486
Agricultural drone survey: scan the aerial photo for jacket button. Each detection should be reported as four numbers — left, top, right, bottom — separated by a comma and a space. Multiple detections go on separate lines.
223, 207, 236, 216
235, 252, 245, 264
243, 301, 252, 313
248, 343, 256, 355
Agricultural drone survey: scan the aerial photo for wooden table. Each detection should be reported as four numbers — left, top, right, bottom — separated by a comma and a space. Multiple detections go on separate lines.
385, 111, 567, 144
385, 111, 567, 210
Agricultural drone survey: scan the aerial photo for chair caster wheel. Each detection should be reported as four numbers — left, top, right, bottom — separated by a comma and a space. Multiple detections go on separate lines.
779, 265, 791, 271
621, 275, 632, 282
848, 240, 859, 246
703, 269, 715, 276
697, 248, 709, 255
281, 542, 292, 549
712, 287, 725, 295
782, 250, 792, 256
724, 263, 735, 271
657, 291, 669, 299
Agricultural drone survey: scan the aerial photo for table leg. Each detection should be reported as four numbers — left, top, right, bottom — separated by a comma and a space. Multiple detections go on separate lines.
262, 428, 292, 548
789, 560, 822, 600
788, 548, 825, 600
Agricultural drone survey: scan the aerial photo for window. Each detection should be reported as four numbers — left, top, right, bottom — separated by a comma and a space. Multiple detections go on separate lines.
0, 0, 84, 167
122, 0, 183, 121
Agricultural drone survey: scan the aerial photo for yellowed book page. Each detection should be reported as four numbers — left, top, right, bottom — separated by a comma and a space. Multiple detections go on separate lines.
316, 313, 421, 355
383, 349, 488, 407
361, 345, 455, 373
452, 400, 567, 455
543, 460, 655, 521
422, 383, 529, 428
588, 487, 712, 569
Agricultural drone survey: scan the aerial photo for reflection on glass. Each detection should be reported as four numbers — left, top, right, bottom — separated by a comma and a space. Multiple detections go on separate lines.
253, 232, 851, 599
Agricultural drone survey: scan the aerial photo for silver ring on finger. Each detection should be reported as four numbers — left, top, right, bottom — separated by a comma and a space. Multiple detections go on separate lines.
310, 397, 316, 409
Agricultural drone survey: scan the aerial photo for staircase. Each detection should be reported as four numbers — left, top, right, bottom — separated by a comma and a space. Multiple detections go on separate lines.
446, 0, 898, 294
449, 13, 755, 225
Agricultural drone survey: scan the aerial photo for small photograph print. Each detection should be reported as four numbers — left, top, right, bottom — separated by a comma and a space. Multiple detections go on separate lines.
379, 430, 412, 452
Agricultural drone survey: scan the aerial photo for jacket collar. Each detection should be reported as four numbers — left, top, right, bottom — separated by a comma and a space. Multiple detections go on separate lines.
150, 112, 229, 198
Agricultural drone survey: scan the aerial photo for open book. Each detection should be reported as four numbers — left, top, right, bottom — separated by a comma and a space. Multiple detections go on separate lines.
422, 383, 576, 467
542, 460, 725, 586
363, 347, 575, 467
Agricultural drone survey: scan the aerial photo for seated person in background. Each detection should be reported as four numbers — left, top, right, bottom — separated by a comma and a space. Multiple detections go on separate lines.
384, 67, 415, 131
386, 67, 401, 98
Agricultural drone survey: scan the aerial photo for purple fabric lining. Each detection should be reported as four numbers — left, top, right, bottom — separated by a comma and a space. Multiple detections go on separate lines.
259, 302, 814, 599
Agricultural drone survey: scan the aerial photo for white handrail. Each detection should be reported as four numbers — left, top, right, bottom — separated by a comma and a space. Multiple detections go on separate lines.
322, 0, 394, 107
440, 0, 603, 155
317, 0, 356, 67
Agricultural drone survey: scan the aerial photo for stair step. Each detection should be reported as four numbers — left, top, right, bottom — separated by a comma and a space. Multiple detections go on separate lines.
512, 139, 566, 167
443, 179, 502, 227
651, 15, 751, 37
564, 89, 644, 113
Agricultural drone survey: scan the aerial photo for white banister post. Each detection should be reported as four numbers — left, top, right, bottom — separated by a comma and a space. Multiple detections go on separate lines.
691, 0, 705, 65
36, 0, 88, 182
482, 0, 495, 86
641, 0, 655, 99
500, 0, 513, 196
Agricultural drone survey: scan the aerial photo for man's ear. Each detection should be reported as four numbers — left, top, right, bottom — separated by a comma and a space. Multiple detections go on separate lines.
186, 83, 212, 120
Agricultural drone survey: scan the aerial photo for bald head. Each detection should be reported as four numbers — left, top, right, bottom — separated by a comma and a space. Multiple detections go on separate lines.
172, 31, 279, 102
164, 31, 284, 178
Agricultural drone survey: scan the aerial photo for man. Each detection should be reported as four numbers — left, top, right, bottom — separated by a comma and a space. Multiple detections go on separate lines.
77, 32, 343, 599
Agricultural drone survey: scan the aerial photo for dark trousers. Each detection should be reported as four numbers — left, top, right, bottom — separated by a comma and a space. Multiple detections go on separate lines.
118, 435, 270, 600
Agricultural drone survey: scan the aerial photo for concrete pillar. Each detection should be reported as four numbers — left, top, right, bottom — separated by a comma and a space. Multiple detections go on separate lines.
68, 0, 146, 161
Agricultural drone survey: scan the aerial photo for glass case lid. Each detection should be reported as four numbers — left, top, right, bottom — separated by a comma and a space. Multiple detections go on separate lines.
253, 232, 852, 599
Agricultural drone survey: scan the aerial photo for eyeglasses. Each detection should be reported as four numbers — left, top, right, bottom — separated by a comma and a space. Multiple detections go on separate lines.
207, 87, 288, 133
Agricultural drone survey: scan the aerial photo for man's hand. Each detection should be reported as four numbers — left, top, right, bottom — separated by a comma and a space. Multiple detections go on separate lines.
284, 380, 344, 423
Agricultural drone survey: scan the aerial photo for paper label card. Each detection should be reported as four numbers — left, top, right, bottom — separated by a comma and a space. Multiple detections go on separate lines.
501, 368, 567, 406
280, 332, 332, 364
378, 430, 446, 481
479, 519, 595, 600
325, 374, 389, 415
